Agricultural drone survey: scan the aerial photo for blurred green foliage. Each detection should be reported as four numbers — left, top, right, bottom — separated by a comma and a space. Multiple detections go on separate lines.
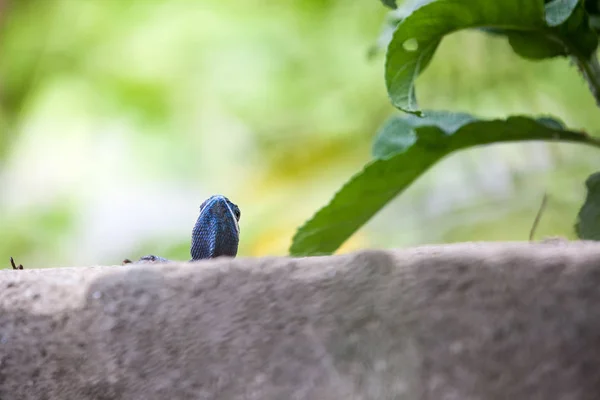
1, 0, 600, 268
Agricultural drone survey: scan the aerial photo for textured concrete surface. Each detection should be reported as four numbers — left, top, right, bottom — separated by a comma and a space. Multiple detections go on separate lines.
1, 242, 600, 399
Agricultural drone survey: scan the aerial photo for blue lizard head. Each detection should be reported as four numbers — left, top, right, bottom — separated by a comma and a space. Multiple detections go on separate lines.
191, 194, 240, 260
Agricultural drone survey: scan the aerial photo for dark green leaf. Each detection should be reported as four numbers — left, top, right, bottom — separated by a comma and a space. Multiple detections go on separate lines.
506, 31, 568, 59
508, 0, 597, 60
575, 171, 600, 240
380, 0, 398, 9
385, 0, 598, 114
586, 0, 600, 15
290, 112, 600, 256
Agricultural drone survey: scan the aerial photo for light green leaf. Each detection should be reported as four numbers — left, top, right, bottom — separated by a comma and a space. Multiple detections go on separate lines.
373, 111, 476, 159
290, 112, 600, 256
545, 0, 579, 27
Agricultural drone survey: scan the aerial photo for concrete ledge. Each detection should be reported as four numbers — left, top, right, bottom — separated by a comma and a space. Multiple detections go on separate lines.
2, 242, 600, 399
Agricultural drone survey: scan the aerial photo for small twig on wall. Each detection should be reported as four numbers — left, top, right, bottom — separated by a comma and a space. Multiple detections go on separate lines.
10, 257, 23, 270
529, 192, 549, 241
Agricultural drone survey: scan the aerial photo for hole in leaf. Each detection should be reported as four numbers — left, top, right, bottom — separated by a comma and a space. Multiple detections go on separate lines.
402, 38, 419, 52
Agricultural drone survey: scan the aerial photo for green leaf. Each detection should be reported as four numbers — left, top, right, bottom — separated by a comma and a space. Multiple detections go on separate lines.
545, 0, 579, 26
380, 0, 398, 9
369, 1, 437, 58
505, 31, 568, 59
385, 0, 598, 115
371, 118, 417, 158
575, 171, 600, 240
507, 0, 597, 60
290, 112, 600, 256
372, 111, 476, 159
586, 0, 600, 16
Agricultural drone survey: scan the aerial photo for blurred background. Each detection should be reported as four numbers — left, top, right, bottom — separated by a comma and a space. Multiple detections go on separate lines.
1, 0, 600, 268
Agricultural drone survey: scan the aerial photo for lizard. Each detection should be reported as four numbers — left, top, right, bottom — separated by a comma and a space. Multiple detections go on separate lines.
124, 194, 241, 264
8, 194, 241, 269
